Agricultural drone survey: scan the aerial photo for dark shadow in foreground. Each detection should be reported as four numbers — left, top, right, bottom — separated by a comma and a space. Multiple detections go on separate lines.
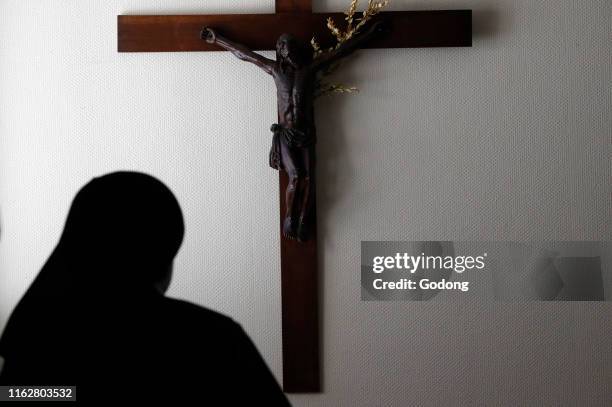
0, 171, 290, 405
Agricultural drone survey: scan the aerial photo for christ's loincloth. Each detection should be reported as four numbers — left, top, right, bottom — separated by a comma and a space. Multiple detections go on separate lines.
269, 123, 316, 172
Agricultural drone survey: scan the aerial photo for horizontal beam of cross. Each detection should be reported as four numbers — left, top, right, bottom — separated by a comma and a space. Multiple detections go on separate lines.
118, 10, 472, 52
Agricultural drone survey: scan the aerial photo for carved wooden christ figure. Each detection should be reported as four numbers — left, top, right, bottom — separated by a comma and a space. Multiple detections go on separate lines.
201, 21, 383, 241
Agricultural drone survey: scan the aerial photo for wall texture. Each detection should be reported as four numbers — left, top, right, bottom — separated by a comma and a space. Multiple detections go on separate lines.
1, 0, 610, 405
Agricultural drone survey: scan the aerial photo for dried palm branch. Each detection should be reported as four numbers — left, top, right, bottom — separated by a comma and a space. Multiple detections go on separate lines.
312, 0, 389, 97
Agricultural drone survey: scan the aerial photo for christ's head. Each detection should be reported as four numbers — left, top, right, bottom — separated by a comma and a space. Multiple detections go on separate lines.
276, 33, 311, 68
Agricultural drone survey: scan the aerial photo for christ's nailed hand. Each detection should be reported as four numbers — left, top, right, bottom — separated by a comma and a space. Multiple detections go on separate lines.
201, 27, 216, 43
371, 19, 390, 35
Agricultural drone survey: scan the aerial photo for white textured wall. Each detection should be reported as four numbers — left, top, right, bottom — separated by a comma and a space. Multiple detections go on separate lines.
1, 1, 610, 406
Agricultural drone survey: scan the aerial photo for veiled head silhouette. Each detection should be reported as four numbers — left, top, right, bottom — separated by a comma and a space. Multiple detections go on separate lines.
56, 171, 184, 294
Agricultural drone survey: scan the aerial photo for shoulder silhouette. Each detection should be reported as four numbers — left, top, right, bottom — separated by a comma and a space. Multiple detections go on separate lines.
0, 171, 290, 405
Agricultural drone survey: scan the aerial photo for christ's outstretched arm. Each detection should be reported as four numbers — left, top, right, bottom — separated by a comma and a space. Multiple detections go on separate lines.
201, 27, 275, 75
311, 20, 387, 72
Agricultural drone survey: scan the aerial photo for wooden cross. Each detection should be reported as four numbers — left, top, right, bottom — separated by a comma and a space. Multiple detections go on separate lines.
118, 0, 471, 393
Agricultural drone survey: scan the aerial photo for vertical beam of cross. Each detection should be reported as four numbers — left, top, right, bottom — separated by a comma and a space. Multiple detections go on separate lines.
274, 0, 320, 393
279, 173, 320, 392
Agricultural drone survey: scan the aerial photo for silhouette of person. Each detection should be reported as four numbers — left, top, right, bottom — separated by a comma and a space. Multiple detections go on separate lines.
0, 171, 290, 405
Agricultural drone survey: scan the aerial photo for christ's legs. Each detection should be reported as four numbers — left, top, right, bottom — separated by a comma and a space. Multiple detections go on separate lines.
283, 172, 299, 239
280, 142, 302, 239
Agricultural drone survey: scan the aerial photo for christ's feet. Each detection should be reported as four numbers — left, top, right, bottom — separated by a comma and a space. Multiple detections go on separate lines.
282, 216, 297, 240
297, 218, 310, 242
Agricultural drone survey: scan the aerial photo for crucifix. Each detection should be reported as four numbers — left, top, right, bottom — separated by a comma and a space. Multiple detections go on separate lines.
118, 0, 471, 393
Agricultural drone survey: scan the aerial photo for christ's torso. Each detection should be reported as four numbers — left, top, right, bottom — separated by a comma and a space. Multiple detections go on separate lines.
273, 65, 315, 131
